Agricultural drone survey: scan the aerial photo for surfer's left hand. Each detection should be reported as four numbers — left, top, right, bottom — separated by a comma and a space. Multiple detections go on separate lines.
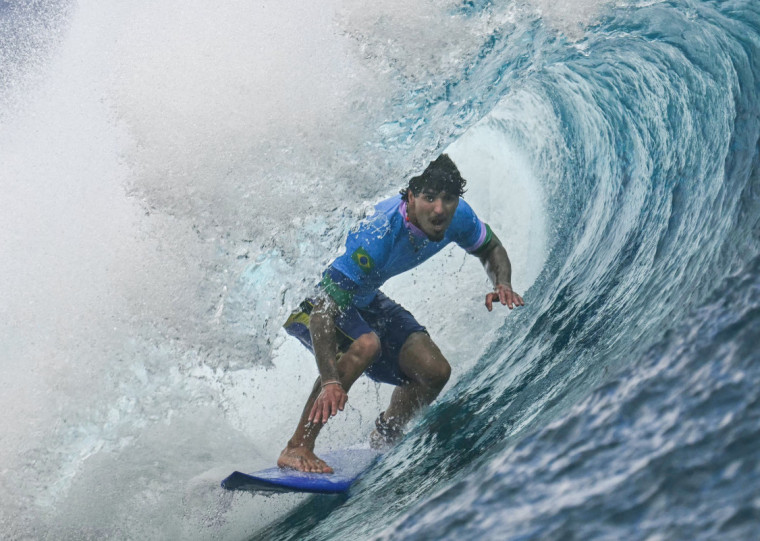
486, 283, 524, 311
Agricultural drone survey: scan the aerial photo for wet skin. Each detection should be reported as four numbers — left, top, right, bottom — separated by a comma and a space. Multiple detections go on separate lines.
278, 189, 525, 473
406, 189, 459, 242
277, 331, 450, 473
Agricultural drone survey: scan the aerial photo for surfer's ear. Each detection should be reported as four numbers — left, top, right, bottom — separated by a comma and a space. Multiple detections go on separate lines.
407, 189, 417, 208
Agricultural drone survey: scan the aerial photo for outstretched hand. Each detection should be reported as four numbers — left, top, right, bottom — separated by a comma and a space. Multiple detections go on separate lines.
309, 382, 348, 424
485, 283, 524, 311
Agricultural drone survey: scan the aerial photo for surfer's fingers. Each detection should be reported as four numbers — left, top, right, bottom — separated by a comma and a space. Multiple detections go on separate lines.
499, 287, 509, 307
502, 287, 525, 309
321, 398, 332, 423
509, 291, 524, 308
332, 390, 347, 415
311, 395, 326, 424
505, 290, 516, 309
308, 400, 319, 423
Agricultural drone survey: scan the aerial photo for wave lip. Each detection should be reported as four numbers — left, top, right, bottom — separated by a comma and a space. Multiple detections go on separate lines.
259, 0, 760, 539
2, 0, 760, 539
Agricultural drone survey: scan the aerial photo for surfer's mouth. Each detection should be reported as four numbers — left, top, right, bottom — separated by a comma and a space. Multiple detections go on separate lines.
426, 219, 447, 239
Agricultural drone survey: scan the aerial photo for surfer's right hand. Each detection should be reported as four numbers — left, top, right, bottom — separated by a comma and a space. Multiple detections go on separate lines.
309, 382, 347, 424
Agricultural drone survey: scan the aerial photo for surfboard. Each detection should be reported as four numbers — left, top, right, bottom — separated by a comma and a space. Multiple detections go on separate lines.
221, 448, 380, 494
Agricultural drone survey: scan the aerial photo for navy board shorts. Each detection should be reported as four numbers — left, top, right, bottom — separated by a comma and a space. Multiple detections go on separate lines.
283, 291, 427, 386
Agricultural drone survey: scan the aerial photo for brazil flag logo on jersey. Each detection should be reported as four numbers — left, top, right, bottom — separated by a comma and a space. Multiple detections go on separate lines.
351, 247, 375, 273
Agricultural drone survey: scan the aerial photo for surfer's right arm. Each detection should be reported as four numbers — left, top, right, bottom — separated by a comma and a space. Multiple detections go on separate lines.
308, 294, 348, 424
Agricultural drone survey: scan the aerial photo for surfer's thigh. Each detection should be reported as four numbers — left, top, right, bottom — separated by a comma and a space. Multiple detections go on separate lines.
338, 332, 381, 385
397, 332, 451, 390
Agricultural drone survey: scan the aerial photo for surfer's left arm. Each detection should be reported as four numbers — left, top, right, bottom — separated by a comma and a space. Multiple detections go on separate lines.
477, 231, 525, 311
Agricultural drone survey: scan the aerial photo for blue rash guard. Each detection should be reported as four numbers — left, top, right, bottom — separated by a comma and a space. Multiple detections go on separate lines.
283, 194, 494, 385
320, 194, 493, 309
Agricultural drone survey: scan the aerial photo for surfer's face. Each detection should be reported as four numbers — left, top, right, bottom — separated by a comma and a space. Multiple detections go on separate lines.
407, 189, 459, 241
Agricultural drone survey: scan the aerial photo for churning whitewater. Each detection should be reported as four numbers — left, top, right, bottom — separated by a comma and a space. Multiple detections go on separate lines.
1, 0, 759, 540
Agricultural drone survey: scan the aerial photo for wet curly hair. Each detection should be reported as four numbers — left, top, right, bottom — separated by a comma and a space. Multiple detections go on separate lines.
400, 154, 467, 202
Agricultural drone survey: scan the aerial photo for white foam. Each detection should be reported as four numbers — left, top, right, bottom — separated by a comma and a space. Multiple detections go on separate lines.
0, 0, 554, 537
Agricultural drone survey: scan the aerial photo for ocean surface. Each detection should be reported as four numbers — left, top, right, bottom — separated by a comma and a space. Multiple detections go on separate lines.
1, 0, 759, 539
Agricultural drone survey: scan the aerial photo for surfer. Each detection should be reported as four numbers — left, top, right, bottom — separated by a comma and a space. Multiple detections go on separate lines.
278, 154, 524, 473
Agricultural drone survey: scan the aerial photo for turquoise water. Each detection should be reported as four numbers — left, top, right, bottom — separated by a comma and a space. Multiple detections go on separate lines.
259, 1, 760, 539
2, 1, 759, 539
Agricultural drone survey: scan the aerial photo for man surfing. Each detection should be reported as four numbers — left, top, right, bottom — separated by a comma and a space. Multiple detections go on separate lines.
279, 154, 524, 473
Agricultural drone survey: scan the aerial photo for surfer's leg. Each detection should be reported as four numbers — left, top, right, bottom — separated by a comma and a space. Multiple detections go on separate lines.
374, 332, 450, 444
279, 332, 380, 472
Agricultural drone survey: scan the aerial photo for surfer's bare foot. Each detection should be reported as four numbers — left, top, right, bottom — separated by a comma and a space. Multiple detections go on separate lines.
278, 445, 334, 473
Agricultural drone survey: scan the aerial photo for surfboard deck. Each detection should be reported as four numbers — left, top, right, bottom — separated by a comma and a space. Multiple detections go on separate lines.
221, 448, 380, 494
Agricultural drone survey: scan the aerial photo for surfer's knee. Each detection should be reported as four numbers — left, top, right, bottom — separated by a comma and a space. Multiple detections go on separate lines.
425, 357, 451, 391
340, 332, 381, 377
352, 332, 381, 362
399, 332, 450, 390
